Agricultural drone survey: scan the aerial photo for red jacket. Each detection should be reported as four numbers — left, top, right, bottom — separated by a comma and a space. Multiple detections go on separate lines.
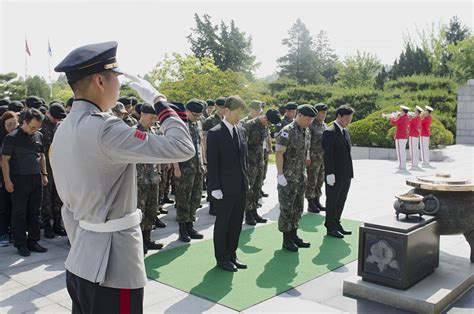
421, 115, 432, 136
409, 116, 421, 137
390, 114, 409, 139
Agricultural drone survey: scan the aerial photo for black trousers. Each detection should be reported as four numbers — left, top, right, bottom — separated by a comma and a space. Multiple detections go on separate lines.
66, 270, 144, 314
324, 178, 351, 231
0, 184, 12, 235
213, 192, 246, 263
11, 174, 42, 247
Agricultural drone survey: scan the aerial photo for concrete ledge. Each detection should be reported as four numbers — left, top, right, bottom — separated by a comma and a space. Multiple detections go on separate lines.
352, 146, 444, 161
343, 253, 474, 313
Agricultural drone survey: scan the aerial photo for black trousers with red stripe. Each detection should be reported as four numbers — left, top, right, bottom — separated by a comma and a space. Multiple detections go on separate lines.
66, 270, 143, 314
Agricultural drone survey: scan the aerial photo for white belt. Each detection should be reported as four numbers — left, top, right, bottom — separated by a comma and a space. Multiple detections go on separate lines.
79, 209, 142, 233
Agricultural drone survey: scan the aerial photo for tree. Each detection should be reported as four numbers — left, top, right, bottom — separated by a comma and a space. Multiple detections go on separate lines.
0, 72, 26, 100
314, 30, 339, 83
447, 36, 474, 83
390, 44, 432, 79
446, 16, 470, 45
337, 51, 381, 88
187, 14, 257, 78
375, 66, 389, 90
25, 76, 50, 100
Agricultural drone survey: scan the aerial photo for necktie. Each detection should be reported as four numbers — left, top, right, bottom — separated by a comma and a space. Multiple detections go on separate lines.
232, 126, 239, 149
342, 129, 349, 144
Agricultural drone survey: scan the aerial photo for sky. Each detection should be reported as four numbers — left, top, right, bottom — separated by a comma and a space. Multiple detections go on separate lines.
0, 0, 472, 81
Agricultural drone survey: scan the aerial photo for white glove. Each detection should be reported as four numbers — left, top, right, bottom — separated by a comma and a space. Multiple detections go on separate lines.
123, 73, 166, 104
211, 189, 223, 200
277, 175, 288, 186
326, 174, 336, 186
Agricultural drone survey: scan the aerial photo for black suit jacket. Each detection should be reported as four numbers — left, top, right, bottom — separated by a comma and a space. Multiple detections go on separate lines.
206, 122, 249, 196
322, 123, 354, 180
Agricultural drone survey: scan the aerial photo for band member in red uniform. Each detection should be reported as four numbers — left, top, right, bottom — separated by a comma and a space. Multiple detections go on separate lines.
420, 105, 434, 167
408, 106, 423, 169
388, 105, 410, 170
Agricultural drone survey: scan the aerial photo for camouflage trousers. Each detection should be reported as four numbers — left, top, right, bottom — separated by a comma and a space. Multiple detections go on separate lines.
262, 149, 269, 184
245, 161, 264, 212
278, 180, 305, 233
41, 172, 62, 222
138, 183, 158, 231
159, 167, 172, 204
305, 158, 324, 199
175, 172, 203, 223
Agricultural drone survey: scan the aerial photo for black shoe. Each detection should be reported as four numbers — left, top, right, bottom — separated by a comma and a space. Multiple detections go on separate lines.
162, 197, 174, 204
314, 198, 326, 211
307, 198, 320, 213
338, 226, 352, 235
159, 207, 168, 214
232, 258, 247, 269
292, 229, 310, 248
198, 205, 203, 208
44, 222, 55, 239
18, 246, 30, 257
245, 211, 256, 226
155, 218, 167, 228
143, 230, 163, 250
186, 222, 204, 239
253, 210, 267, 223
27, 242, 48, 253
282, 232, 298, 252
178, 223, 191, 242
217, 261, 237, 272
261, 191, 269, 198
143, 243, 148, 255
327, 230, 344, 238
53, 222, 67, 236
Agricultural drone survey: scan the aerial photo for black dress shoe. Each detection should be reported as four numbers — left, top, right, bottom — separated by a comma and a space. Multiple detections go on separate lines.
18, 246, 30, 257
327, 230, 344, 238
338, 228, 352, 235
217, 261, 237, 272
162, 197, 174, 204
155, 218, 167, 228
159, 207, 168, 214
261, 191, 269, 197
232, 259, 247, 269
27, 242, 48, 253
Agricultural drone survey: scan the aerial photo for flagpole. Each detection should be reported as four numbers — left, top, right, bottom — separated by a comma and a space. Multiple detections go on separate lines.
48, 37, 52, 99
25, 35, 28, 97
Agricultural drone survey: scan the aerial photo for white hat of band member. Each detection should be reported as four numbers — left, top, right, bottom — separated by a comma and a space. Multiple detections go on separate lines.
415, 106, 423, 112
425, 105, 434, 112
400, 105, 410, 111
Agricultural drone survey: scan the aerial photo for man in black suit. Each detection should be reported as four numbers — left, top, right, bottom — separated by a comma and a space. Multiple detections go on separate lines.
322, 104, 354, 238
206, 95, 249, 272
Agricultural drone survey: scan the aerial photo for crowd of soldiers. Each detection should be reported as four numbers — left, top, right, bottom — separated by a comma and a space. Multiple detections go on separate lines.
0, 92, 332, 255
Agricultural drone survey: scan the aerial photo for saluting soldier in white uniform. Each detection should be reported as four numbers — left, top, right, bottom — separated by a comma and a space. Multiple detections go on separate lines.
50, 41, 195, 314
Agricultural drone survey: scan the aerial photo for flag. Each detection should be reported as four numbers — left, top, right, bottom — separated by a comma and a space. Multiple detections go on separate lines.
25, 38, 31, 56
47, 38, 52, 57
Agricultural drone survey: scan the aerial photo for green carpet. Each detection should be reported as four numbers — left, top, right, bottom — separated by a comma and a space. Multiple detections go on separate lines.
145, 214, 361, 311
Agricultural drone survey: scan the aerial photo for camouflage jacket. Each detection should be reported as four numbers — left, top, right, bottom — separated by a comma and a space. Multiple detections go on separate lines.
244, 117, 267, 167
40, 117, 57, 158
202, 113, 222, 136
274, 115, 293, 137
135, 122, 159, 184
275, 121, 310, 182
308, 121, 327, 161
179, 120, 204, 174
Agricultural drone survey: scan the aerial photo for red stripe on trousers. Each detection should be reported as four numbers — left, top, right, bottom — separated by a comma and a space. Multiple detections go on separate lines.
120, 289, 130, 314
410, 137, 413, 165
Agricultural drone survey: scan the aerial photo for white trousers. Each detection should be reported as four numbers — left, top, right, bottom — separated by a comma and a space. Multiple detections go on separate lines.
409, 136, 420, 167
420, 136, 430, 166
395, 139, 408, 169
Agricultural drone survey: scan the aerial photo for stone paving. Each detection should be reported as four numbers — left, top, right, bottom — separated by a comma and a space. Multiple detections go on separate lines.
0, 144, 473, 313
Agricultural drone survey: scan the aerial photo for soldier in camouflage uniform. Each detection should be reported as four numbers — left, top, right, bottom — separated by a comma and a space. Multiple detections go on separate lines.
244, 108, 281, 225
134, 103, 164, 254
118, 96, 138, 127
202, 97, 226, 215
273, 102, 298, 137
306, 103, 328, 213
174, 100, 206, 242
275, 104, 317, 252
40, 103, 67, 238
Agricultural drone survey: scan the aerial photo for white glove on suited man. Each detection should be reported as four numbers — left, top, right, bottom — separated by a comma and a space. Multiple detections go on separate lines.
326, 174, 336, 186
211, 189, 223, 200
277, 175, 288, 186
124, 73, 166, 104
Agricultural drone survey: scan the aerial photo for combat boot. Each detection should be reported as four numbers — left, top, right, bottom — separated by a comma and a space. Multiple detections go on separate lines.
252, 210, 267, 223
43, 221, 55, 239
186, 222, 204, 239
53, 219, 67, 236
178, 223, 191, 242
307, 198, 320, 213
245, 210, 256, 226
292, 229, 310, 248
282, 232, 298, 252
155, 217, 167, 228
314, 197, 325, 211
143, 230, 163, 250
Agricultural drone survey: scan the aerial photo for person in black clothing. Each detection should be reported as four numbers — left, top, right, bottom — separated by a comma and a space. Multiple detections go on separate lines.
206, 95, 249, 272
322, 104, 354, 239
2, 108, 49, 256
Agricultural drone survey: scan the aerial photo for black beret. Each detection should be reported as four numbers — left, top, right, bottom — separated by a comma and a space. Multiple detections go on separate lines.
66, 97, 74, 107
249, 100, 263, 110
0, 105, 8, 116
135, 103, 143, 115
265, 109, 281, 125
39, 106, 48, 115
285, 102, 298, 110
215, 97, 226, 107
0, 99, 10, 107
49, 103, 67, 119
8, 100, 24, 112
314, 103, 327, 111
118, 96, 132, 106
186, 99, 205, 113
206, 99, 215, 106
298, 104, 318, 117
129, 96, 138, 106
25, 96, 43, 109
54, 41, 123, 84
140, 103, 156, 115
